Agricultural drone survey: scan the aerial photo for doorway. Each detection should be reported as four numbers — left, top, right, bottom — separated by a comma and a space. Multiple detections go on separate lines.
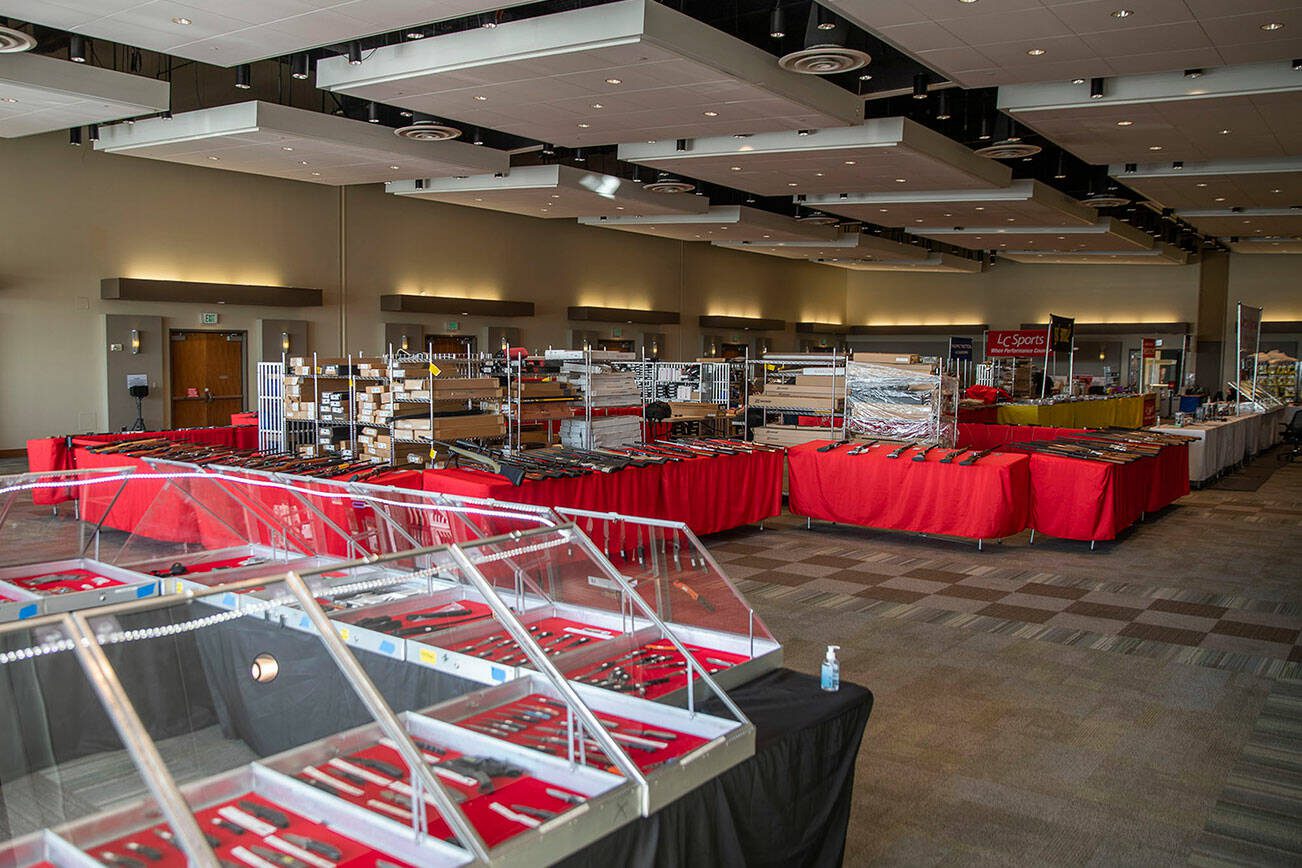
170, 330, 246, 428
428, 333, 476, 355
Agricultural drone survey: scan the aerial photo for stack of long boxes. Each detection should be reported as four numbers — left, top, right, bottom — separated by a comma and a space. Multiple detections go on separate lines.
752, 371, 845, 448
284, 357, 315, 421
559, 363, 641, 448
355, 383, 392, 463
845, 352, 941, 442
560, 415, 642, 449
389, 361, 506, 443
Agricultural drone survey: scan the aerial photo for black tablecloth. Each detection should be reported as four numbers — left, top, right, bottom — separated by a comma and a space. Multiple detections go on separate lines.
556, 669, 873, 868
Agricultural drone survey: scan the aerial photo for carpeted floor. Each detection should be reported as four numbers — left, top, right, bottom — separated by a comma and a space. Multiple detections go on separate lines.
701, 453, 1302, 865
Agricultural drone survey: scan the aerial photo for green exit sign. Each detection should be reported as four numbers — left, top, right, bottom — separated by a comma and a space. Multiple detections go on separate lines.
446, 321, 459, 331
200, 312, 219, 325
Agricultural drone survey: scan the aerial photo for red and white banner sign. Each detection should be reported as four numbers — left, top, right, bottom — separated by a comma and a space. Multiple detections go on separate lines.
1141, 338, 1157, 359
985, 329, 1049, 357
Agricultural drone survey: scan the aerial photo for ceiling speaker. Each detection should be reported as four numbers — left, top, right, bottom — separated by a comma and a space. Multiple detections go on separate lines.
1079, 193, 1131, 208
0, 25, 36, 53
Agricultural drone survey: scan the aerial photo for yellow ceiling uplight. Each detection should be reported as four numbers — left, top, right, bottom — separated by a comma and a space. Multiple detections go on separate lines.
397, 284, 504, 301
121, 260, 284, 288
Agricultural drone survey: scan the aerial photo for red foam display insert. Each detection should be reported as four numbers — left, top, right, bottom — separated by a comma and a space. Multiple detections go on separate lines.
565, 640, 750, 700
452, 616, 621, 664
291, 738, 587, 849
90, 791, 415, 867
337, 599, 495, 639
6, 567, 126, 595
457, 693, 707, 772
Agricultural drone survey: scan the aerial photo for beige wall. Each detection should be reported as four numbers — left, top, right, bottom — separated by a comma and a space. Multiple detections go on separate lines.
4, 128, 1302, 449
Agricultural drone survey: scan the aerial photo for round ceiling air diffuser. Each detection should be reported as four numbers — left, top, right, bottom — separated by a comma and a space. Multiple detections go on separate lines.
973, 138, 1042, 159
797, 212, 839, 225
643, 177, 695, 194
0, 25, 36, 53
393, 121, 462, 141
1079, 193, 1131, 208
778, 45, 870, 75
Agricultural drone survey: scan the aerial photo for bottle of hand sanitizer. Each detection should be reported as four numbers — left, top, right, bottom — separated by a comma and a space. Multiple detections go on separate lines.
820, 645, 840, 692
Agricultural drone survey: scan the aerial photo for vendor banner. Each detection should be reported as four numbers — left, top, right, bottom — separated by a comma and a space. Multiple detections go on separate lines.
986, 329, 1048, 357
948, 336, 974, 361
1048, 314, 1075, 352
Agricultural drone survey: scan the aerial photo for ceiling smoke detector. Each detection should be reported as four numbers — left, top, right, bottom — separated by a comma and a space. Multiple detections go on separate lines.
778, 45, 871, 74
1079, 192, 1131, 208
643, 176, 695, 194
393, 121, 462, 141
973, 138, 1042, 159
0, 25, 36, 52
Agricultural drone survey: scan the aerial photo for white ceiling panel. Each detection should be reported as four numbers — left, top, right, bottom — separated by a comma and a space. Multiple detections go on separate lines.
577, 205, 838, 243
387, 163, 710, 218
0, 1, 538, 66
94, 100, 506, 185
1175, 208, 1302, 237
823, 0, 1302, 87
999, 64, 1302, 165
823, 252, 985, 272
1110, 158, 1302, 209
803, 179, 1094, 229
1002, 248, 1192, 265
0, 52, 169, 138
713, 232, 931, 263
618, 118, 1010, 197
1228, 238, 1302, 253
317, 0, 863, 149
917, 218, 1155, 251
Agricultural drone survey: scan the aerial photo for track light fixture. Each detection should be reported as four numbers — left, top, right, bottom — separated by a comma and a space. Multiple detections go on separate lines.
291, 53, 309, 80
1089, 77, 1105, 98
235, 64, 252, 89
87, 123, 99, 142
977, 115, 992, 141
161, 109, 172, 120
472, 127, 484, 145
1053, 151, 1066, 179
69, 34, 86, 63
912, 72, 929, 99
347, 41, 362, 65
814, 4, 837, 30
675, 138, 688, 152
541, 142, 555, 155
935, 90, 951, 120
1184, 68, 1203, 78
1172, 160, 1184, 169
68, 126, 82, 146
573, 147, 585, 162
1123, 162, 1137, 173
769, 2, 785, 38
367, 101, 380, 123
1293, 58, 1302, 70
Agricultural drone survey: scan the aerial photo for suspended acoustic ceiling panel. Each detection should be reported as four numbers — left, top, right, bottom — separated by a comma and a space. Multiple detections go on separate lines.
94, 100, 506, 185
619, 118, 1010, 198
803, 179, 1094, 230
0, 1, 538, 67
1174, 209, 1302, 238
998, 64, 1302, 166
821, 0, 1302, 87
317, 0, 863, 149
1109, 158, 1302, 211
577, 205, 838, 243
825, 252, 984, 273
1229, 238, 1302, 253
1001, 249, 1191, 266
0, 52, 169, 138
387, 164, 708, 219
916, 219, 1154, 252
713, 233, 930, 264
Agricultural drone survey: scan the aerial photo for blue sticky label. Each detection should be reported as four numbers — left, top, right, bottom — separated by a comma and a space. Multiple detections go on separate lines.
379, 640, 396, 655
18, 604, 37, 620
491, 666, 506, 682
221, 592, 237, 609
136, 583, 156, 598
299, 615, 311, 630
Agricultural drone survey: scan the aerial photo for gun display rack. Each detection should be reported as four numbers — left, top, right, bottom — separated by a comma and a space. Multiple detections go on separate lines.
743, 351, 848, 446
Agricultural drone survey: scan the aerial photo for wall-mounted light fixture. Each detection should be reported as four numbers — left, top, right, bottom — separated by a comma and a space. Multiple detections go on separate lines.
130, 329, 141, 354
280, 331, 290, 353
400, 333, 410, 352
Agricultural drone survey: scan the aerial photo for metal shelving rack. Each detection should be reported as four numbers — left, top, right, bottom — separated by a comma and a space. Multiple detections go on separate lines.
743, 350, 848, 441
388, 347, 503, 467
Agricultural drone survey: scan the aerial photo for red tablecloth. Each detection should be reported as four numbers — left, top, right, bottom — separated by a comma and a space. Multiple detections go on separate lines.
230, 412, 258, 427
957, 424, 1087, 450
23, 438, 75, 504
957, 405, 1000, 424
787, 441, 1031, 540
1026, 443, 1190, 541
418, 448, 783, 536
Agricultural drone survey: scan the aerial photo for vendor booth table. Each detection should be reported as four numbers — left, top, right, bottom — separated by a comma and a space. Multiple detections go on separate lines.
995, 394, 1149, 428
415, 447, 784, 537
1150, 413, 1273, 484
787, 441, 1031, 543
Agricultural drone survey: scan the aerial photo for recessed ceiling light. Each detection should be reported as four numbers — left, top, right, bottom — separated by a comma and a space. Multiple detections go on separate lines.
0, 97, 15, 103
788, 182, 798, 187
1214, 196, 1226, 202
172, 17, 191, 25
730, 166, 742, 171
578, 123, 590, 128
959, 0, 979, 4
473, 95, 488, 101
895, 178, 906, 183
975, 206, 985, 211
405, 30, 425, 39
474, 197, 483, 201
815, 172, 824, 177
844, 160, 856, 165
1111, 9, 1133, 18
605, 78, 622, 85
1116, 120, 1133, 126
311, 172, 321, 176
591, 103, 604, 109
389, 165, 400, 170
1027, 48, 1046, 56
616, 206, 625, 210
879, 208, 888, 213
299, 160, 309, 165
1195, 182, 1208, 187
208, 156, 220, 161
1262, 22, 1285, 31
1271, 188, 1282, 193
915, 218, 923, 223
703, 111, 719, 117
1219, 128, 1231, 134
551, 194, 560, 198
281, 146, 294, 151
1071, 77, 1086, 84
1148, 145, 1163, 150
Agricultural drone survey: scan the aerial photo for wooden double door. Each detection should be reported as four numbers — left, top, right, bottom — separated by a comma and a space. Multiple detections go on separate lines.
170, 330, 246, 428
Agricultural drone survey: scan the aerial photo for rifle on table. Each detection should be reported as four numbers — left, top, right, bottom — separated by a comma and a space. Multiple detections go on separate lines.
938, 447, 969, 464
912, 444, 940, 462
1011, 441, 1135, 464
886, 443, 916, 459
846, 440, 879, 455
86, 438, 171, 454
817, 438, 852, 453
440, 441, 530, 485
958, 447, 1000, 466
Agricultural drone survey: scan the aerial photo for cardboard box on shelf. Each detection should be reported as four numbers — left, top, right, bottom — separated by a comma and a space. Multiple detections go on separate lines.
751, 425, 826, 447
853, 352, 923, 365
